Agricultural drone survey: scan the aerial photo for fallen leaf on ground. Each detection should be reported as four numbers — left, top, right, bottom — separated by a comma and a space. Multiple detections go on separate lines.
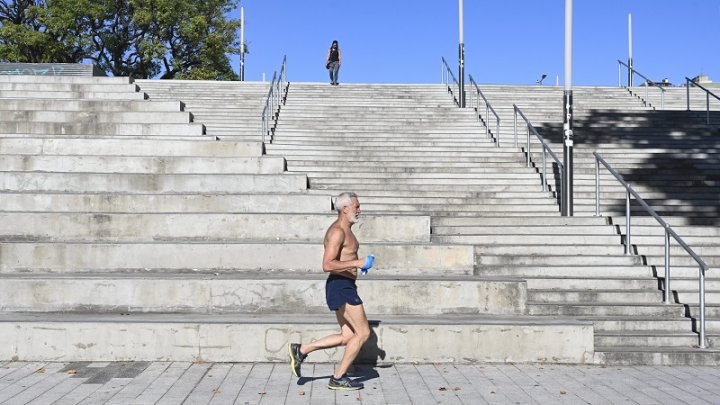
212, 389, 220, 395
36, 368, 46, 374
560, 389, 567, 395
66, 369, 78, 375
298, 390, 305, 396
452, 386, 461, 391
438, 387, 447, 391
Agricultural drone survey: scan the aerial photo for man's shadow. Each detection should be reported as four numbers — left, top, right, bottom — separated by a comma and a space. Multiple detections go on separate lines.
297, 320, 389, 386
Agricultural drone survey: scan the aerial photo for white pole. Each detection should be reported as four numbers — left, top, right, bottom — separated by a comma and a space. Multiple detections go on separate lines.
240, 7, 245, 81
564, 2, 572, 91
628, 13, 633, 86
458, 0, 465, 107
562, 0, 574, 216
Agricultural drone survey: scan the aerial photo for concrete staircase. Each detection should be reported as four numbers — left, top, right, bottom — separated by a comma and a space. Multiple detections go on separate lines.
0, 75, 594, 364
468, 84, 720, 364
263, 82, 720, 365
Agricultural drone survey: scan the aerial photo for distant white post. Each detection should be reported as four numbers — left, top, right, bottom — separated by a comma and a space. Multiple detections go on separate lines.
628, 13, 633, 86
458, 0, 465, 108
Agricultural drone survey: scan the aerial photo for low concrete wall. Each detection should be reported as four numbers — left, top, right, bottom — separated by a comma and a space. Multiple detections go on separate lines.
0, 317, 595, 364
0, 63, 104, 77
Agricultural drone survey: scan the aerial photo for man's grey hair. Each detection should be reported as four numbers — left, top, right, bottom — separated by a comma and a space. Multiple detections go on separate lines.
334, 192, 358, 213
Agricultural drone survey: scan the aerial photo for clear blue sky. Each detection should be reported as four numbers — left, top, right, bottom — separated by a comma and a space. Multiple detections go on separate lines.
229, 0, 719, 86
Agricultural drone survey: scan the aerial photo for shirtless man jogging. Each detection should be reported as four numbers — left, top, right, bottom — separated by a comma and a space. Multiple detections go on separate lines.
287, 192, 375, 391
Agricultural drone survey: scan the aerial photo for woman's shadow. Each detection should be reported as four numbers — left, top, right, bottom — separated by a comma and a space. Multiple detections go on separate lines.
297, 320, 388, 385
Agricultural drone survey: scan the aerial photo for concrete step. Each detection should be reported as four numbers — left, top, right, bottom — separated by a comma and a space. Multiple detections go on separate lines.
476, 254, 644, 266
0, 213, 430, 243
0, 138, 263, 157
0, 172, 307, 193
3, 111, 192, 124
529, 302, 686, 317
0, 273, 525, 315
474, 245, 628, 256
0, 76, 132, 85
0, 99, 183, 112
0, 82, 139, 93
597, 347, 720, 366
595, 332, 700, 347
0, 192, 332, 214
590, 317, 694, 332
528, 289, 663, 303
0, 122, 205, 136
0, 90, 146, 100
0, 312, 594, 363
434, 234, 621, 245
0, 242, 474, 275
0, 155, 286, 174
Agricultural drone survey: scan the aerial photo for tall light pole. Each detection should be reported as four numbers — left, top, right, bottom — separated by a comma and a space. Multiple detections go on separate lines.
562, 0, 574, 216
628, 13, 633, 86
458, 0, 465, 107
240, 7, 245, 81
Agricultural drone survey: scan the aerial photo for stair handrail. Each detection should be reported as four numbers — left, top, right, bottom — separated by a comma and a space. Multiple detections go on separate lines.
441, 57, 460, 107
685, 77, 720, 125
261, 55, 289, 145
468, 75, 500, 147
593, 151, 710, 349
617, 60, 666, 109
513, 105, 564, 201
261, 70, 278, 144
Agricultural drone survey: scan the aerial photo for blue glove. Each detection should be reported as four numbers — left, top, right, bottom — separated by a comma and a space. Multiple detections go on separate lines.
360, 254, 375, 275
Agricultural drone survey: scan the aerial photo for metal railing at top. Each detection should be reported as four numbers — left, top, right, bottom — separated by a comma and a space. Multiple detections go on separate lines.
617, 60, 666, 109
685, 77, 720, 125
468, 75, 500, 147
441, 57, 460, 107
261, 56, 289, 145
513, 105, 565, 213
593, 152, 710, 349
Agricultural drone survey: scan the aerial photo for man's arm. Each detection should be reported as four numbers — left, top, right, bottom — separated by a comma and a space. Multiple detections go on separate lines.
322, 227, 363, 273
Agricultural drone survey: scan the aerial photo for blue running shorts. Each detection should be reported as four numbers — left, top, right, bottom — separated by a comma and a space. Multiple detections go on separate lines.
325, 274, 363, 311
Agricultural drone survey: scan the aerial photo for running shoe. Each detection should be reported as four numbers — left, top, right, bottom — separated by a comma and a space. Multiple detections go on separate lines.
287, 343, 305, 377
327, 375, 364, 391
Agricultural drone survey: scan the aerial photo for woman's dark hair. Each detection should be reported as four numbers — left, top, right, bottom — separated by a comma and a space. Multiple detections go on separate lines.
331, 40, 339, 49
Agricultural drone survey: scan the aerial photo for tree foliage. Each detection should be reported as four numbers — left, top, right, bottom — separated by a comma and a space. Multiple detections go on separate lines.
0, 0, 241, 79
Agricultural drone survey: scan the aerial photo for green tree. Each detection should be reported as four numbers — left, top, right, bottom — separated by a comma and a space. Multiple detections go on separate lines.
0, 0, 241, 79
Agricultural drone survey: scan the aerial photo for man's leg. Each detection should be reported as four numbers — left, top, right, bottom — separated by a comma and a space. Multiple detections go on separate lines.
333, 303, 370, 378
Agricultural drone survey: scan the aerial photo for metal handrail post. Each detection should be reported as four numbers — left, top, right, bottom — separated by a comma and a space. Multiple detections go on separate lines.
595, 157, 600, 216
496, 120, 500, 148
485, 105, 490, 139
700, 268, 706, 348
686, 80, 691, 111
664, 226, 671, 304
707, 93, 710, 125
542, 146, 547, 191
618, 62, 622, 87
526, 124, 531, 168
514, 109, 518, 148
625, 191, 631, 255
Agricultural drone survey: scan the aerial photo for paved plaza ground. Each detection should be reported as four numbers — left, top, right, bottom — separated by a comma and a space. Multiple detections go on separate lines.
0, 361, 719, 404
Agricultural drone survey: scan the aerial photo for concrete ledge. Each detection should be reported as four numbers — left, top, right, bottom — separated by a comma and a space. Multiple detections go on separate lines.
0, 172, 307, 193
0, 242, 474, 274
0, 313, 595, 363
0, 90, 145, 100
0, 122, 204, 136
0, 138, 263, 157
0, 155, 285, 174
0, 193, 332, 214
0, 213, 430, 243
3, 111, 192, 124
0, 274, 524, 315
0, 99, 182, 112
